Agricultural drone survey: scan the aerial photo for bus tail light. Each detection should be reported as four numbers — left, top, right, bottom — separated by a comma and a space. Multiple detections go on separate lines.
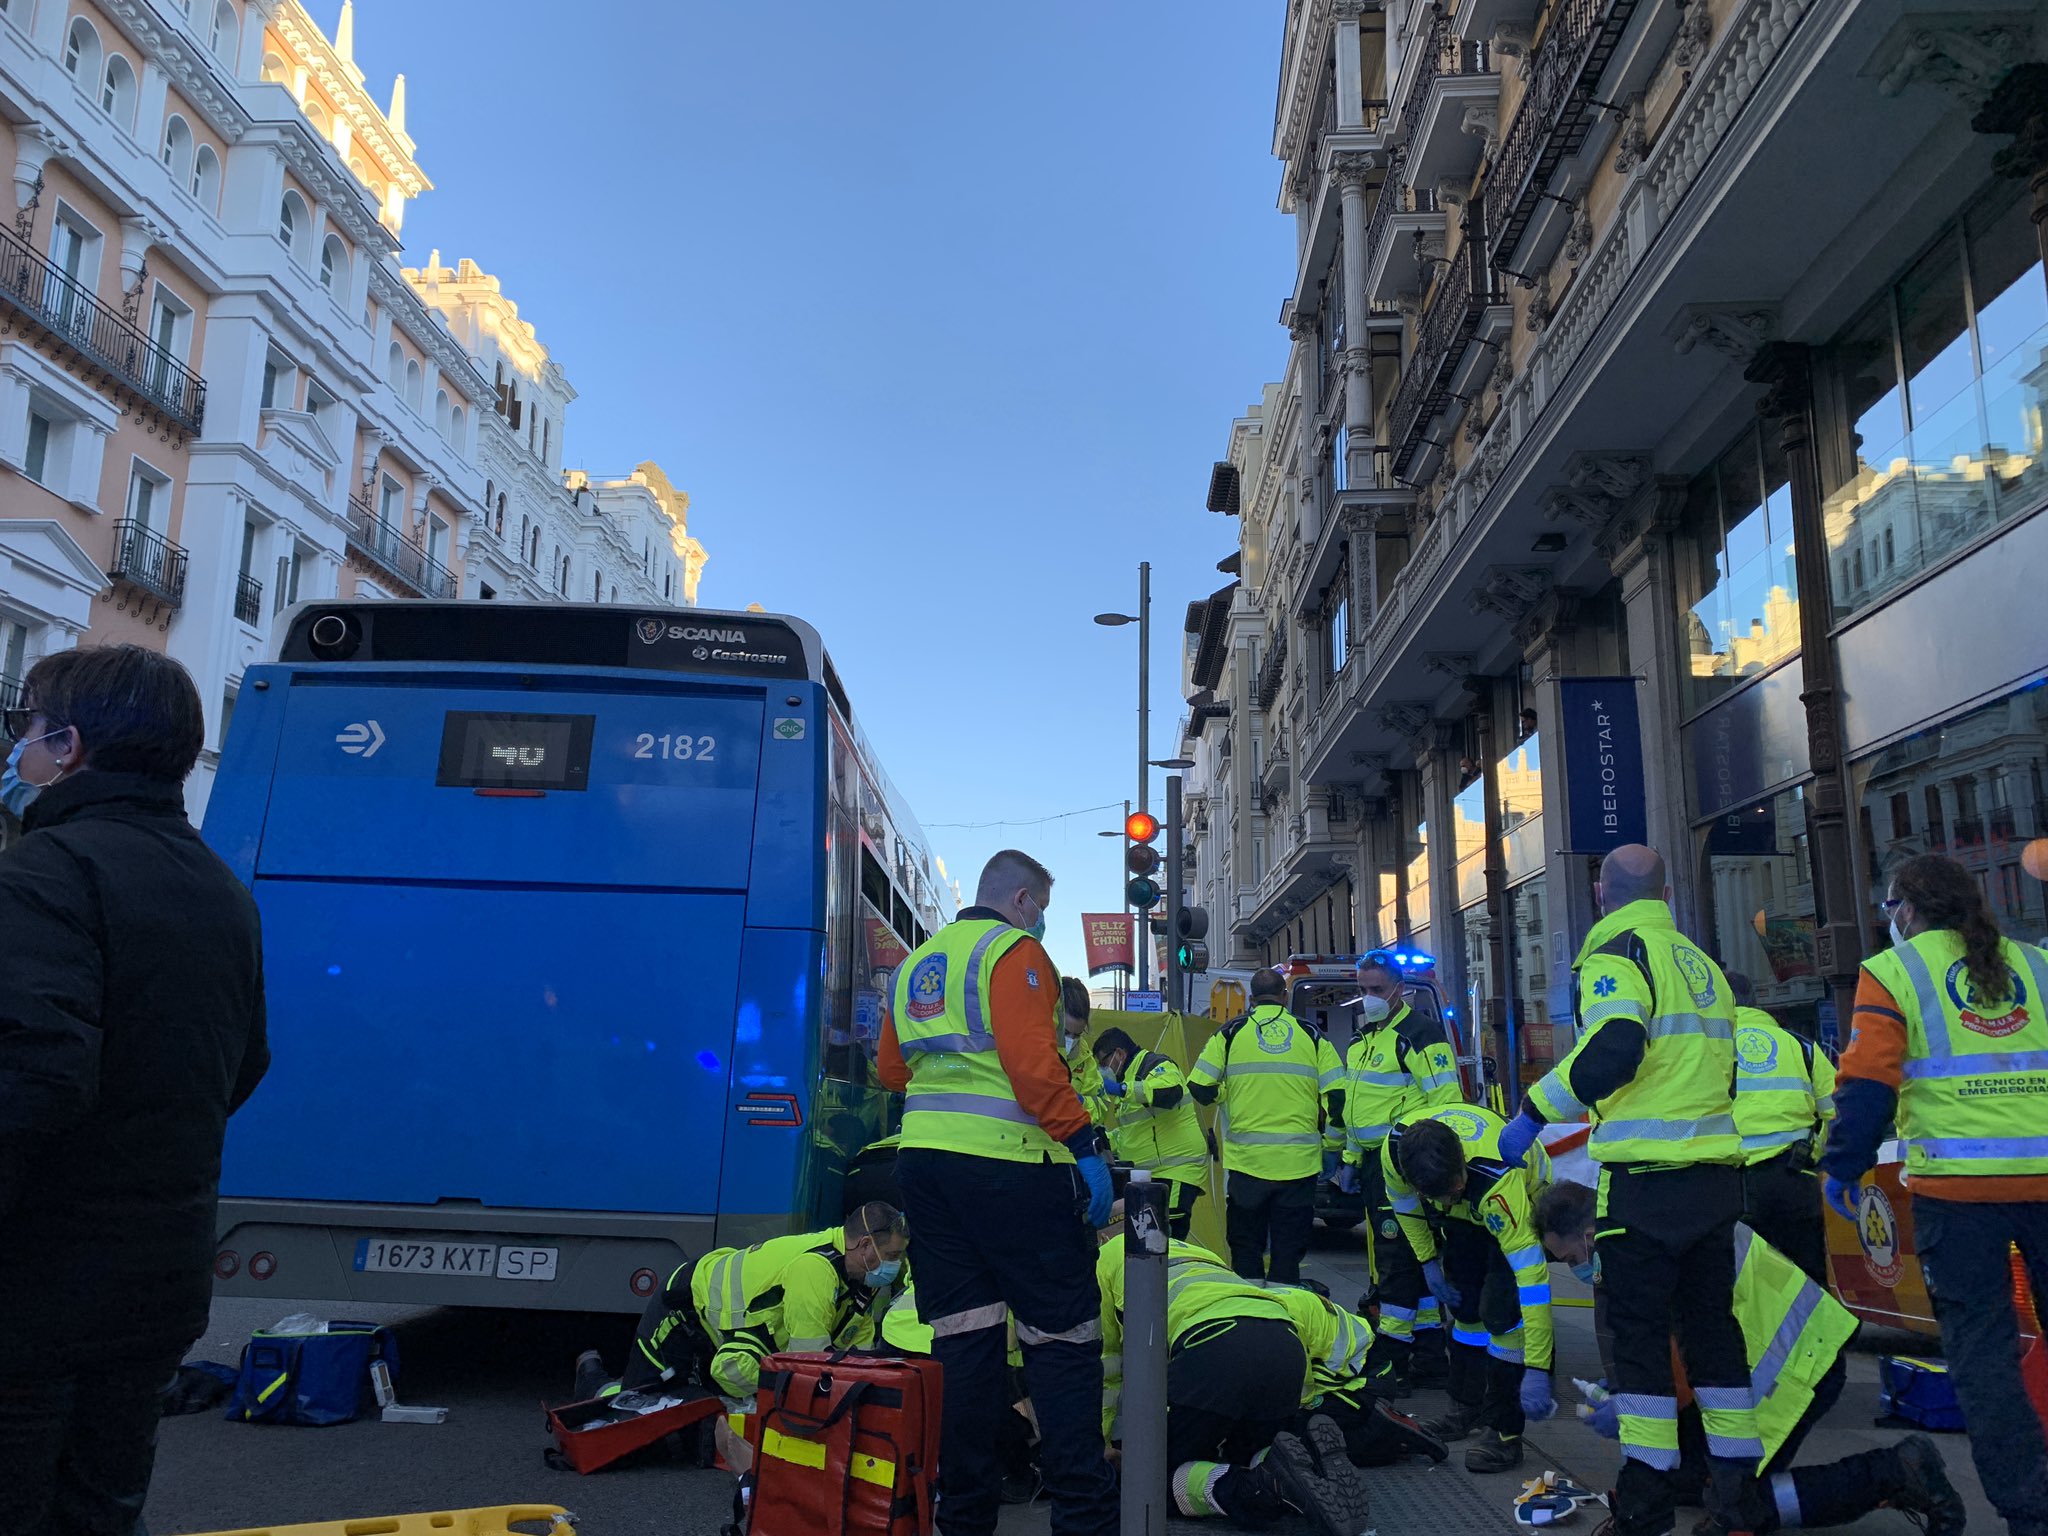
630, 1267, 658, 1299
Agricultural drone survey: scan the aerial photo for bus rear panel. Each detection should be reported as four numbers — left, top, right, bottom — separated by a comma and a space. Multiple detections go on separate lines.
204, 603, 835, 1312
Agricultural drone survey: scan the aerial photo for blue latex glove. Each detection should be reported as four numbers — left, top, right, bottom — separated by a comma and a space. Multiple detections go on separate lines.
1076, 1154, 1114, 1228
1824, 1173, 1861, 1223
1496, 1111, 1542, 1169
1421, 1259, 1458, 1320
1519, 1368, 1557, 1421
1586, 1395, 1619, 1439
1099, 1072, 1126, 1098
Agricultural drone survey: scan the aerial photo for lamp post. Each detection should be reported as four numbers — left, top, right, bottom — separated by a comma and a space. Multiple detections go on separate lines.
1096, 562, 1150, 990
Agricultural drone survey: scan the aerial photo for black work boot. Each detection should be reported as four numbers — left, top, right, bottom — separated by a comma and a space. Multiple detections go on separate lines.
1465, 1428, 1525, 1473
1267, 1427, 1375, 1536
1349, 1396, 1450, 1464
1884, 1434, 1967, 1536
1420, 1398, 1485, 1442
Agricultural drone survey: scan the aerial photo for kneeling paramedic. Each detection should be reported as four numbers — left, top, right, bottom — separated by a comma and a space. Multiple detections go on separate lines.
1092, 1026, 1208, 1238
1534, 1180, 1964, 1536
878, 849, 1120, 1536
1094, 1216, 1373, 1536
1259, 1280, 1449, 1471
1383, 1106, 1556, 1474
580, 1203, 908, 1403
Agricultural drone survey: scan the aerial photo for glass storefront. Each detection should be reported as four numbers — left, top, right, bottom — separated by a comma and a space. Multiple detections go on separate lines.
1675, 423, 1800, 712
1820, 183, 2048, 617
1850, 677, 2048, 951
1701, 785, 1825, 1039
1406, 817, 1430, 947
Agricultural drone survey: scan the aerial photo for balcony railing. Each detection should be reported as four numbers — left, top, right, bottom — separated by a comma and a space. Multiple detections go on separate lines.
1483, 0, 1641, 273
0, 673, 21, 714
233, 571, 263, 625
0, 224, 206, 435
345, 494, 457, 599
1397, 14, 1494, 150
1387, 239, 1509, 480
109, 520, 188, 607
1366, 173, 1440, 268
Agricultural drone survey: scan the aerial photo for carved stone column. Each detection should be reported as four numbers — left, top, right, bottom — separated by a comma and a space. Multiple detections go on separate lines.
1974, 64, 2048, 279
1335, 155, 1378, 485
1746, 342, 1864, 1028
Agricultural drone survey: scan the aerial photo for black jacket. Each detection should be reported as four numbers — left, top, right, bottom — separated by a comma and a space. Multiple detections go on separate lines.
0, 771, 267, 1364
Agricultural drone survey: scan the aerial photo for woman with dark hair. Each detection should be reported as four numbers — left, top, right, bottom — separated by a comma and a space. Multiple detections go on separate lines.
0, 644, 268, 1536
1820, 852, 2048, 1536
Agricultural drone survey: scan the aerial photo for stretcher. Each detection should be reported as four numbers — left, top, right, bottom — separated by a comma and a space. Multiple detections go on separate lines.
189, 1506, 575, 1536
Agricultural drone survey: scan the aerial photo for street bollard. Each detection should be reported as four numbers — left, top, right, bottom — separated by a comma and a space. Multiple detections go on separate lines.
1121, 1170, 1170, 1536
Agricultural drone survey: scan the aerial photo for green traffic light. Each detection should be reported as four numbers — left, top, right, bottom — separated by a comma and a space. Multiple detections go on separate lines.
1126, 876, 1161, 908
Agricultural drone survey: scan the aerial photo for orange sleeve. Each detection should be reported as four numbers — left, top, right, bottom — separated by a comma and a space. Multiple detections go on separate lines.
1837, 968, 1908, 1090
989, 940, 1090, 1145
877, 1012, 909, 1094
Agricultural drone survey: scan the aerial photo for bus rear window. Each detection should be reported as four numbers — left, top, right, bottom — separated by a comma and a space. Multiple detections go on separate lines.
436, 711, 595, 791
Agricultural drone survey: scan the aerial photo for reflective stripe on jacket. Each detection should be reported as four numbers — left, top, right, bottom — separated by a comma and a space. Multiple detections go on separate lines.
1732, 1007, 1836, 1164
1188, 1006, 1342, 1180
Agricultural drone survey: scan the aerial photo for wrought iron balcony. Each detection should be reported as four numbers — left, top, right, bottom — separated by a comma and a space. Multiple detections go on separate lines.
0, 673, 21, 714
1396, 14, 1494, 151
233, 571, 263, 625
109, 520, 188, 607
1482, 0, 1641, 274
345, 494, 457, 599
0, 223, 206, 435
1387, 239, 1510, 481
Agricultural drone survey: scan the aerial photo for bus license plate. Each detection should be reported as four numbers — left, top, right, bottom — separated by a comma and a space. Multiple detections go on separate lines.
352, 1239, 558, 1281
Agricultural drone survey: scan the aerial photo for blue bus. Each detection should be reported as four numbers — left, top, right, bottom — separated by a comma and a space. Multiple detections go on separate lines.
203, 601, 950, 1312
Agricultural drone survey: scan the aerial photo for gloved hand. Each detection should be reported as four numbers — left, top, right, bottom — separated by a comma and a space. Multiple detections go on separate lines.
1421, 1259, 1458, 1320
1519, 1368, 1557, 1421
1574, 1377, 1617, 1439
1824, 1174, 1861, 1223
1496, 1111, 1542, 1169
1076, 1154, 1114, 1228
1099, 1072, 1126, 1098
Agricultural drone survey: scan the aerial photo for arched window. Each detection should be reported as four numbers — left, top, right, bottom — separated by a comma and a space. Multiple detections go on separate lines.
386, 342, 404, 389
190, 144, 220, 209
260, 50, 289, 87
592, 571, 602, 604
485, 478, 495, 510
209, 1, 238, 67
496, 492, 507, 535
100, 54, 137, 128
277, 190, 308, 262
305, 102, 329, 136
560, 554, 571, 596
350, 156, 371, 185
319, 234, 346, 296
63, 19, 102, 84
404, 358, 422, 411
434, 387, 450, 436
161, 115, 193, 182
450, 404, 465, 443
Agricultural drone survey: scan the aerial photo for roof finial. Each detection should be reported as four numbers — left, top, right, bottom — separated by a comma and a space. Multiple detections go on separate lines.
335, 0, 354, 63
389, 73, 407, 135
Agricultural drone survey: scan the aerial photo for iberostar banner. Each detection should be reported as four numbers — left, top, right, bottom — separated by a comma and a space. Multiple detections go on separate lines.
1081, 913, 1136, 975
1558, 677, 1648, 854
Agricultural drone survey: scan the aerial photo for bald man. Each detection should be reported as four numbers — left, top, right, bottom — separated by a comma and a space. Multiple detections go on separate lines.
1497, 845, 1756, 1536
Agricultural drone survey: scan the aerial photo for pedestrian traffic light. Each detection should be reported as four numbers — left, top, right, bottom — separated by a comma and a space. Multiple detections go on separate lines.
1174, 906, 1209, 943
1176, 939, 1210, 974
1125, 810, 1161, 908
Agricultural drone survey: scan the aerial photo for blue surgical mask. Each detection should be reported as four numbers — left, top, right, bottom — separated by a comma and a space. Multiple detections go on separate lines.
2, 732, 61, 820
1570, 1257, 1599, 1286
1027, 917, 1047, 942
863, 1257, 903, 1288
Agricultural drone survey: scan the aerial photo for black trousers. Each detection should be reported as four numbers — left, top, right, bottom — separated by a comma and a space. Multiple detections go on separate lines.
1356, 1147, 1442, 1368
1739, 1149, 1828, 1286
1598, 1161, 1753, 1536
1165, 1316, 1307, 1468
1672, 1358, 1843, 1530
1224, 1171, 1315, 1283
896, 1147, 1118, 1536
1916, 1195, 2048, 1534
0, 1350, 183, 1536
1440, 1220, 1525, 1439
1166, 1178, 1202, 1241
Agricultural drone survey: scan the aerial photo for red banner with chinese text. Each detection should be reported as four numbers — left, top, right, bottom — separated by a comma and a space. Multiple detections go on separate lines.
1081, 913, 1136, 976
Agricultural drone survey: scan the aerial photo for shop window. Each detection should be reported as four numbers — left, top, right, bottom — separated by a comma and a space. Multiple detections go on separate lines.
1851, 679, 2048, 948
1702, 786, 1825, 1039
1822, 184, 2048, 618
1676, 423, 1799, 712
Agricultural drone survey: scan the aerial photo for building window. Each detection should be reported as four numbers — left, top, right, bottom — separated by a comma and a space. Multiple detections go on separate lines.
377, 475, 401, 531
208, 1, 238, 66
261, 50, 289, 87
23, 411, 51, 484
161, 115, 193, 180
277, 191, 307, 259
404, 359, 422, 411
1675, 422, 1800, 713
559, 554, 571, 595
1822, 183, 2048, 618
63, 18, 101, 82
100, 54, 136, 128
427, 515, 448, 569
319, 235, 346, 296
495, 493, 506, 534
190, 145, 220, 209
434, 388, 451, 436
127, 460, 168, 528
386, 342, 404, 390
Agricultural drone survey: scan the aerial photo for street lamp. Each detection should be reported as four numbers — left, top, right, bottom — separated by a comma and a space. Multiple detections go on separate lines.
1095, 563, 1152, 989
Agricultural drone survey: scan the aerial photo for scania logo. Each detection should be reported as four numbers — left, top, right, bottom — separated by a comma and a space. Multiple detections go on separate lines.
634, 620, 751, 646
634, 618, 664, 645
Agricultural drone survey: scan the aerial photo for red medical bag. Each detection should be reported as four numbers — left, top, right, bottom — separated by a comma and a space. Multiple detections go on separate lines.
739, 1352, 943, 1535
544, 1388, 722, 1473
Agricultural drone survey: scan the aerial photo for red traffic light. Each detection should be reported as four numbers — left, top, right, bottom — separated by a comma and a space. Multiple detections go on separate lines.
1125, 811, 1160, 842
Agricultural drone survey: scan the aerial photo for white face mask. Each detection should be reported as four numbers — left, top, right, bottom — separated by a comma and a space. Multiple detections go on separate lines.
1357, 994, 1392, 1024
1889, 917, 1909, 950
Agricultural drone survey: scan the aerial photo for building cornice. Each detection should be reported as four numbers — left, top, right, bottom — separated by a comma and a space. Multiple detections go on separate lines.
267, 121, 398, 258
268, 1, 429, 196
98, 0, 254, 146
369, 259, 489, 402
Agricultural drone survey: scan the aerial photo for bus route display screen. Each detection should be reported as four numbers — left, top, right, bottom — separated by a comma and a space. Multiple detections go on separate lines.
436, 712, 595, 791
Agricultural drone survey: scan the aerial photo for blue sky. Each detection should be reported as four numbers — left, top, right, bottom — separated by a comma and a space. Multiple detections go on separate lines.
352, 2, 1293, 982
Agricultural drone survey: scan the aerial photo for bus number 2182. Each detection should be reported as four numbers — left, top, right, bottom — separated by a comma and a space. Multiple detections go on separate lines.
634, 734, 716, 761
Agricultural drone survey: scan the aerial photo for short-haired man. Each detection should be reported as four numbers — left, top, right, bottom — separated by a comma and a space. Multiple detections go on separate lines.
575, 1203, 908, 1403
1345, 953, 1463, 1390
878, 850, 1118, 1536
1189, 969, 1345, 1283
1497, 845, 1757, 1536
1092, 1026, 1208, 1238
1383, 1107, 1555, 1474
1532, 1181, 1963, 1536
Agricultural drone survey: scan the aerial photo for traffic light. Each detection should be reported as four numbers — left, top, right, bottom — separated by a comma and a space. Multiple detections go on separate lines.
1174, 906, 1210, 974
1125, 810, 1161, 909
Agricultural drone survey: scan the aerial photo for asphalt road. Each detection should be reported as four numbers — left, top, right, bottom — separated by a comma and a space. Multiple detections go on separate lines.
144, 1229, 1999, 1536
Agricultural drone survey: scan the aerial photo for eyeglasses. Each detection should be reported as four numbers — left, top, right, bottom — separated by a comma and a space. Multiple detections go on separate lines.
1878, 897, 1905, 915
2, 706, 42, 742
